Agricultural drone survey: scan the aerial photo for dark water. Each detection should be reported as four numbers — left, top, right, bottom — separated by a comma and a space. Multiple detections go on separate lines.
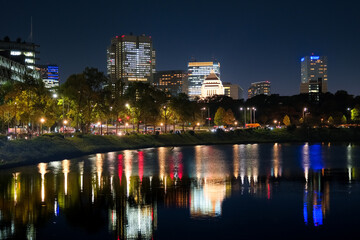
1, 143, 360, 239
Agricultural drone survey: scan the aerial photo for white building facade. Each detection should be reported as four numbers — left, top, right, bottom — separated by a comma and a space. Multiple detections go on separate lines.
200, 71, 224, 98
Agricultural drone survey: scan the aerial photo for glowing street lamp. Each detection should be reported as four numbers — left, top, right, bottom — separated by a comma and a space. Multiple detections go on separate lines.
197, 122, 200, 131
63, 119, 68, 134
40, 118, 45, 135
252, 107, 257, 123
303, 107, 307, 123
240, 107, 246, 127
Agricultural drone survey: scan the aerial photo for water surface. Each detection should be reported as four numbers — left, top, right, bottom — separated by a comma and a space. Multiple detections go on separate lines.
0, 143, 359, 239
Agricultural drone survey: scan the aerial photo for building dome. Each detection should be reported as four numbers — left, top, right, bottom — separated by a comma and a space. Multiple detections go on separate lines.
201, 70, 225, 98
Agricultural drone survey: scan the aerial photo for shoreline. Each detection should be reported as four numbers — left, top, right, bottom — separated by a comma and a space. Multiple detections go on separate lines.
0, 128, 359, 169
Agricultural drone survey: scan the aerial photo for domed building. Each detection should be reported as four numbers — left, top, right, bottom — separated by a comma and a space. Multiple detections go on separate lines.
200, 70, 224, 98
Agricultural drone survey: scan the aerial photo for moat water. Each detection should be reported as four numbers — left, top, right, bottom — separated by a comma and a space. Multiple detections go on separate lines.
0, 143, 359, 239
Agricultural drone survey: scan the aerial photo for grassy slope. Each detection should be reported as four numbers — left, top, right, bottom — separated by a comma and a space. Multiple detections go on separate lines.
0, 128, 359, 168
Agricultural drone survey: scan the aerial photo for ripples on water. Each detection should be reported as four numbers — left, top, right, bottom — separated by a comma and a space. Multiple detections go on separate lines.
0, 143, 359, 239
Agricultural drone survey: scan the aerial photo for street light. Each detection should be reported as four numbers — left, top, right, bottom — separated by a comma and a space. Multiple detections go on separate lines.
197, 122, 200, 131
63, 119, 68, 134
252, 107, 256, 123
125, 123, 129, 133
303, 107, 307, 123
347, 108, 351, 123
40, 118, 45, 135
97, 121, 102, 135
240, 107, 246, 128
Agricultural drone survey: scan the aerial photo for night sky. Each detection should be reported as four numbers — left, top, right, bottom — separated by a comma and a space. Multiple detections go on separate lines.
1, 0, 360, 96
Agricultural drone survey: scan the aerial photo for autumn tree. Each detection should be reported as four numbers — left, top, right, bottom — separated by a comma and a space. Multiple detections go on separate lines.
283, 115, 291, 126
223, 109, 235, 126
214, 107, 226, 126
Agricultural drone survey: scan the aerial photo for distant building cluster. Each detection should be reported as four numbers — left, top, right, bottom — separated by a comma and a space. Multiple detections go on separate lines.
0, 34, 329, 101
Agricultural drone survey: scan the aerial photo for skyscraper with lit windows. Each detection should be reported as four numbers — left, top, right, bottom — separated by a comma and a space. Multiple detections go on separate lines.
300, 55, 328, 101
187, 61, 220, 99
107, 34, 156, 84
37, 64, 59, 90
247, 81, 271, 99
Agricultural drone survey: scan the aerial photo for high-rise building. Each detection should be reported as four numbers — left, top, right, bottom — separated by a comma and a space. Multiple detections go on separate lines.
201, 70, 224, 98
37, 64, 59, 90
154, 70, 188, 97
0, 37, 39, 70
0, 55, 40, 84
187, 61, 220, 99
247, 81, 271, 99
300, 55, 328, 101
107, 34, 156, 84
223, 82, 243, 100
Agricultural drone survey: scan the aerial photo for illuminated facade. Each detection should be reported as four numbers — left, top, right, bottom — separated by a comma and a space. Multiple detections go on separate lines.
0, 38, 39, 70
107, 35, 156, 84
300, 55, 328, 101
247, 81, 271, 99
188, 61, 220, 99
37, 64, 59, 90
200, 70, 224, 98
0, 55, 40, 84
223, 82, 243, 100
154, 70, 188, 96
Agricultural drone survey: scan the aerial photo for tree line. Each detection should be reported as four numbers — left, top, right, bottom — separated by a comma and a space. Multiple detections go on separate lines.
1, 67, 360, 135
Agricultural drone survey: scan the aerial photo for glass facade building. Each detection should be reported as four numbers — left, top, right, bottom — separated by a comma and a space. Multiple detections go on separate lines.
187, 62, 220, 99
247, 81, 271, 99
0, 55, 40, 84
0, 38, 39, 70
154, 70, 188, 97
107, 35, 156, 84
37, 64, 59, 90
300, 55, 328, 101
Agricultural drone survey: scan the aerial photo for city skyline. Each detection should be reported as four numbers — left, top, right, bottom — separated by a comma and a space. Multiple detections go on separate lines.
1, 0, 360, 96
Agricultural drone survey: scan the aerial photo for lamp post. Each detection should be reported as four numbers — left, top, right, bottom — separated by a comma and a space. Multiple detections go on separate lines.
163, 105, 167, 133
303, 107, 307, 123
247, 107, 251, 124
125, 123, 129, 133
63, 120, 68, 134
252, 107, 256, 123
40, 118, 45, 135
201, 107, 206, 127
14, 102, 17, 138
197, 122, 200, 131
347, 108, 351, 123
97, 121, 102, 135
240, 107, 246, 128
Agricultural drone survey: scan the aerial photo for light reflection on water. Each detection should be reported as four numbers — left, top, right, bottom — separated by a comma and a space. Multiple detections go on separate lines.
0, 143, 360, 239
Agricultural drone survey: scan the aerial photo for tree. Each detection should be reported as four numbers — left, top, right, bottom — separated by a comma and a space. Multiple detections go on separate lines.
328, 116, 334, 125
283, 115, 291, 126
351, 106, 360, 123
214, 107, 226, 126
341, 115, 347, 124
223, 109, 235, 126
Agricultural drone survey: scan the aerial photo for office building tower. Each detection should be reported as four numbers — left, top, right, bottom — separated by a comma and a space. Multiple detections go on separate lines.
107, 34, 156, 84
0, 37, 39, 70
223, 82, 243, 100
0, 55, 40, 84
154, 70, 188, 97
188, 61, 220, 99
300, 55, 328, 101
247, 81, 271, 99
37, 64, 59, 90
200, 70, 224, 98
